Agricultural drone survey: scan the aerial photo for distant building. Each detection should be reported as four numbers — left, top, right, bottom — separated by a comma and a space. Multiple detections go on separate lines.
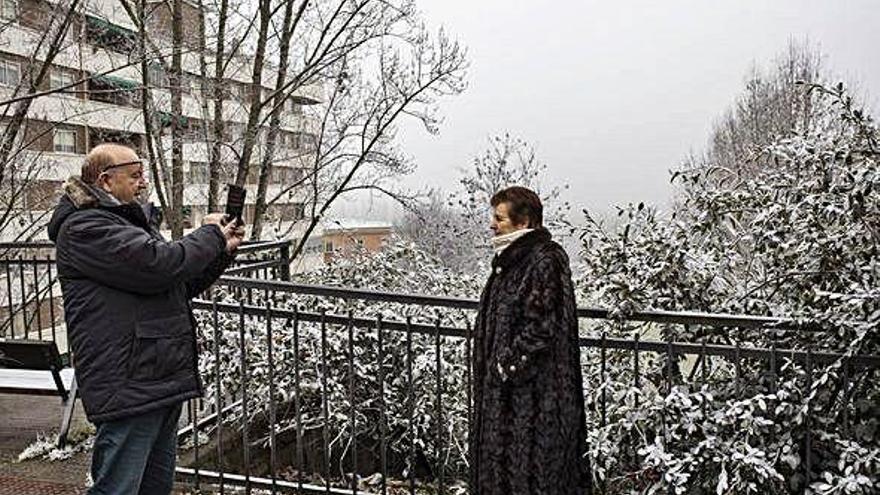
287, 219, 393, 273
321, 220, 392, 264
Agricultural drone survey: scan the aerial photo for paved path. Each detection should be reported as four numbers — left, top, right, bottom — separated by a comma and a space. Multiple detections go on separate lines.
0, 393, 90, 494
0, 394, 209, 494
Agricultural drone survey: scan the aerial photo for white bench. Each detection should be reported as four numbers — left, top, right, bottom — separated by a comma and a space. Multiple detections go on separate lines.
0, 339, 78, 448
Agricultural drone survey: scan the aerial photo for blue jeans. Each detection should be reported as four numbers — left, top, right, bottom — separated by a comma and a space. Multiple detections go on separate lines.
88, 403, 183, 495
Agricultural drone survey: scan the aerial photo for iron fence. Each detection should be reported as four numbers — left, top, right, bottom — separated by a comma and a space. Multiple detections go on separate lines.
175, 276, 880, 495
1, 244, 878, 494
0, 242, 63, 352
226, 239, 292, 281
0, 239, 292, 352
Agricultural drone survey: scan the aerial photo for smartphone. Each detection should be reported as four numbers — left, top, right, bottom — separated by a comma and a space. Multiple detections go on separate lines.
224, 184, 246, 226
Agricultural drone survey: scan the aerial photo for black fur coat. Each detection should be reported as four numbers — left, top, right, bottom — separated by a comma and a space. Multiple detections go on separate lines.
470, 228, 590, 494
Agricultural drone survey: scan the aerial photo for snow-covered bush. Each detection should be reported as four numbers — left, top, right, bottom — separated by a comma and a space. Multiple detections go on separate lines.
194, 240, 482, 485
189, 77, 879, 493
576, 82, 880, 493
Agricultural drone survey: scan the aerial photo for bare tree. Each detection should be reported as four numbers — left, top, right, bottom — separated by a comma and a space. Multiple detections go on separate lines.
205, 0, 231, 211
692, 39, 828, 179
0, 0, 83, 239
249, 0, 303, 239
399, 133, 568, 272
0, 0, 82, 169
0, 0, 467, 247
167, 0, 186, 239
227, 0, 469, 244
270, 25, 468, 259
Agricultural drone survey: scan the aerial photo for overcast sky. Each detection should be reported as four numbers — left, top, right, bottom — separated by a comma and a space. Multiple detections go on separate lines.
377, 0, 880, 222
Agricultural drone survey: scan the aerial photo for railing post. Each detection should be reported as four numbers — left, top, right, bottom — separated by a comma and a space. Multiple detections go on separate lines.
279, 241, 291, 281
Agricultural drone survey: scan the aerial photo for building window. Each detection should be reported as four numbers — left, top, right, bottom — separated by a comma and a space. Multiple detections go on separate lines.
53, 128, 77, 153
0, 59, 20, 87
279, 167, 305, 184
178, 73, 197, 95
279, 132, 301, 151
147, 62, 168, 88
188, 161, 208, 183
323, 240, 334, 253
50, 70, 77, 91
0, 0, 17, 20
187, 73, 200, 94
288, 99, 302, 114
236, 83, 250, 101
182, 119, 204, 142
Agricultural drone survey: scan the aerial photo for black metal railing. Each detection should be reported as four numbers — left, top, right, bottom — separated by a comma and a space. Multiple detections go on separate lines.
0, 242, 63, 351
173, 276, 880, 495
1, 243, 878, 494
0, 240, 293, 352
226, 239, 292, 281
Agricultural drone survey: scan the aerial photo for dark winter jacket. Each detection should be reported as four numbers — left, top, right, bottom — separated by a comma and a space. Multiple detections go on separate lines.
47, 177, 232, 423
470, 228, 590, 495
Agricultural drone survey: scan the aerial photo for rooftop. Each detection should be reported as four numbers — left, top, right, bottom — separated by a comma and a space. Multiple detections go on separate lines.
322, 219, 393, 233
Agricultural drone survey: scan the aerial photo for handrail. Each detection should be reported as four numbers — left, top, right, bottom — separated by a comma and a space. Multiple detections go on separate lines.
215, 276, 816, 331
0, 240, 290, 252
190, 299, 880, 368
0, 242, 55, 250
236, 239, 292, 253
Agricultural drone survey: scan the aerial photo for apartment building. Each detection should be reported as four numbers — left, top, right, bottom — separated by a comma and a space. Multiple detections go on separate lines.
0, 0, 320, 237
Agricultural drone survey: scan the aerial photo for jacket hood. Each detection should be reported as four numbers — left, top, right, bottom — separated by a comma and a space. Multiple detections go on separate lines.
47, 176, 148, 242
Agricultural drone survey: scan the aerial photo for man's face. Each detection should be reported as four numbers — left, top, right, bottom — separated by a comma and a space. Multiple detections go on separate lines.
98, 149, 147, 204
490, 202, 528, 236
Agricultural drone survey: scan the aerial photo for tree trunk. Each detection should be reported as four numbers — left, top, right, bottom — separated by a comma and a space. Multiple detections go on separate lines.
136, 0, 169, 214
195, 0, 214, 215
208, 0, 229, 212
250, 0, 302, 240
169, 0, 185, 239
232, 0, 272, 188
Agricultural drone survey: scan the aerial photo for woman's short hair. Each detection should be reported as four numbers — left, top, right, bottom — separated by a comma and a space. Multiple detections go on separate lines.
490, 186, 543, 228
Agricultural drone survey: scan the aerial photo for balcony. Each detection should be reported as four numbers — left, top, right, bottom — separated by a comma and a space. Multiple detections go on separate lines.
87, 74, 141, 108
84, 15, 138, 56
0, 244, 878, 493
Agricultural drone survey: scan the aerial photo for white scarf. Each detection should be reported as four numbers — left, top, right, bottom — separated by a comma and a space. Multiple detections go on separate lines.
492, 228, 534, 256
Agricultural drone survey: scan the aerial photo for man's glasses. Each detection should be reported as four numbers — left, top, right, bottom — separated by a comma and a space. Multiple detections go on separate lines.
103, 159, 144, 172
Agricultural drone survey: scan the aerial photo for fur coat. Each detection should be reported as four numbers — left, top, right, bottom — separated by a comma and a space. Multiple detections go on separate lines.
470, 228, 591, 494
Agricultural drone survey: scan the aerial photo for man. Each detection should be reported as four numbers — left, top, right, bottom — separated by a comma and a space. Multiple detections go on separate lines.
470, 186, 591, 494
47, 143, 243, 494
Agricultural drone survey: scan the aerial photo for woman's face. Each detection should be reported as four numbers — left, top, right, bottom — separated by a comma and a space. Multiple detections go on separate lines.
490, 202, 529, 236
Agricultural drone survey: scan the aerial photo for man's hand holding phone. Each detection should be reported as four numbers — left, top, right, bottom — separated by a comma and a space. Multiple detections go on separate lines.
202, 213, 245, 254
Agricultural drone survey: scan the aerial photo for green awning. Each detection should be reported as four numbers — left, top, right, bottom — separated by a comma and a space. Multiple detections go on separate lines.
93, 74, 139, 90
85, 15, 137, 39
156, 112, 189, 127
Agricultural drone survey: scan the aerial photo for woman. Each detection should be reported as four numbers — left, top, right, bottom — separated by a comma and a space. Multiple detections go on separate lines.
470, 186, 590, 494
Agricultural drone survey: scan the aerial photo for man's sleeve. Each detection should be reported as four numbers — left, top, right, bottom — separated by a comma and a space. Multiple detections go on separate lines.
57, 211, 227, 295
185, 251, 236, 299
494, 254, 563, 384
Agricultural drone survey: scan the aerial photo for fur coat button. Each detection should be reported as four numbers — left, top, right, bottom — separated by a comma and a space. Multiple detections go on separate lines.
494, 266, 502, 274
